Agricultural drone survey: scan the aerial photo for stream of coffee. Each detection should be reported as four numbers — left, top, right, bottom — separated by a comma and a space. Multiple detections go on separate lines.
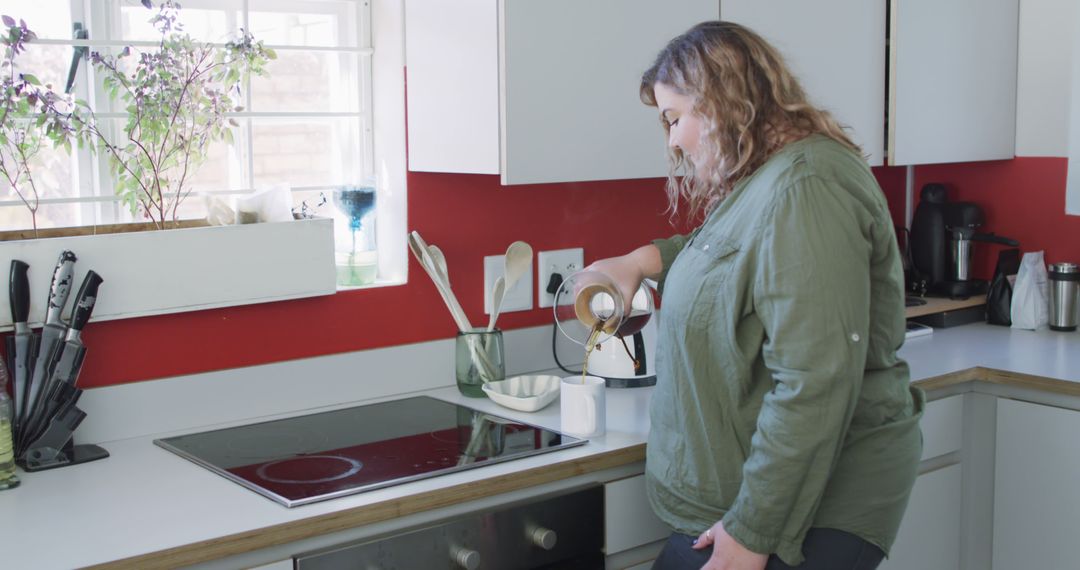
581, 321, 606, 384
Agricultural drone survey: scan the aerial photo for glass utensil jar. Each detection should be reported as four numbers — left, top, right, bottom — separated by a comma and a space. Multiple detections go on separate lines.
455, 328, 505, 397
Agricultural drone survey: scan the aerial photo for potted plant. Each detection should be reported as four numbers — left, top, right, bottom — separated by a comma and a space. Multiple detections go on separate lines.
0, 2, 335, 331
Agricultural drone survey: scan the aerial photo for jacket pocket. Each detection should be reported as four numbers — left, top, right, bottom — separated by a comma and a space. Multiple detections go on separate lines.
681, 237, 741, 327
686, 236, 740, 266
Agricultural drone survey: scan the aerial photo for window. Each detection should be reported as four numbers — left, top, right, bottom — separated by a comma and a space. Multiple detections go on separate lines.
0, 0, 404, 287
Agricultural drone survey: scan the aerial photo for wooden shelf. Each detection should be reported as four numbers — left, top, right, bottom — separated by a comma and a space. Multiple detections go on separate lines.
906, 296, 986, 319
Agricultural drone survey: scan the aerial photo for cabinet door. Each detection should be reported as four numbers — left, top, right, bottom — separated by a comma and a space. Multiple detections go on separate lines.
405, 0, 501, 174
888, 0, 1019, 165
720, 0, 886, 166
500, 0, 719, 184
605, 474, 670, 555
878, 464, 962, 570
993, 399, 1080, 570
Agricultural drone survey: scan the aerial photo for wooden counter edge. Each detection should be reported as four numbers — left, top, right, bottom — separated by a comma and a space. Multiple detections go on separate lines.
89, 368, 1080, 569
905, 296, 985, 319
84, 444, 647, 570
912, 367, 1080, 399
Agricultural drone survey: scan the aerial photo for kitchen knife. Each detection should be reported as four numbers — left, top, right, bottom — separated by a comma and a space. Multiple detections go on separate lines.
25, 271, 101, 444
21, 250, 77, 445
7, 260, 36, 428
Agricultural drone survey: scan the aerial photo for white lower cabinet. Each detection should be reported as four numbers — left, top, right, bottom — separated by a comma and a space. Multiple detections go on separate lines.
993, 399, 1080, 570
879, 464, 963, 570
879, 396, 964, 570
605, 474, 669, 569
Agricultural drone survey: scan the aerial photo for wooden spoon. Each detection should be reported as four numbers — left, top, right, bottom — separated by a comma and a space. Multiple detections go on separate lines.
486, 276, 506, 332
503, 241, 533, 292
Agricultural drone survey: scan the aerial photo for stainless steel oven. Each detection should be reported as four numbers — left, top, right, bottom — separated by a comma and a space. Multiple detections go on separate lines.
294, 485, 604, 569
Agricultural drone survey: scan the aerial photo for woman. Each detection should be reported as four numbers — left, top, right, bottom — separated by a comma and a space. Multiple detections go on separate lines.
589, 22, 924, 570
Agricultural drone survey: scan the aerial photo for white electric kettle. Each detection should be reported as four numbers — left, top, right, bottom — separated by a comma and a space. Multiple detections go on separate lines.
552, 271, 658, 388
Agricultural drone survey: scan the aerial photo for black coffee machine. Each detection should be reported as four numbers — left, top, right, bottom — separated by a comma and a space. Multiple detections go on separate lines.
909, 183, 1019, 298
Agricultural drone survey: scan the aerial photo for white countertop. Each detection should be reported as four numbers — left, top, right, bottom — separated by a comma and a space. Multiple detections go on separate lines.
898, 322, 1080, 383
3, 322, 1080, 569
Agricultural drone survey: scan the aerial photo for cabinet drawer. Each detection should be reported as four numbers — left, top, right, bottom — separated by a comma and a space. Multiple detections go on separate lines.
921, 395, 964, 460
605, 474, 670, 555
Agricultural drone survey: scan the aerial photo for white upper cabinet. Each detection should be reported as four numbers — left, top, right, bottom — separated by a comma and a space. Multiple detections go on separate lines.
405, 0, 720, 184
720, 0, 886, 166
888, 0, 1019, 165
405, 0, 501, 175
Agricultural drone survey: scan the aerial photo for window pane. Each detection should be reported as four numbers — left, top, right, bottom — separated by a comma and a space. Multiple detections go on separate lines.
252, 117, 361, 188
94, 118, 244, 217
11, 43, 74, 94
170, 192, 210, 222
0, 1, 73, 40
248, 0, 358, 48
118, 0, 240, 43
250, 50, 359, 113
184, 124, 249, 194
0, 130, 76, 201
0, 201, 80, 232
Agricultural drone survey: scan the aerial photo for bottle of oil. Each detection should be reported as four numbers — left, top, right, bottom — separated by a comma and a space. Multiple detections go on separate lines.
0, 358, 20, 489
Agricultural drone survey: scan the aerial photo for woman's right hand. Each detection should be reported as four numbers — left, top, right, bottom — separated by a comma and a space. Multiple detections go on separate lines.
585, 245, 660, 312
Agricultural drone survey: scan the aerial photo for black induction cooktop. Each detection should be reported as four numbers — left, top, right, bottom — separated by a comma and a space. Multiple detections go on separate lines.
154, 396, 585, 507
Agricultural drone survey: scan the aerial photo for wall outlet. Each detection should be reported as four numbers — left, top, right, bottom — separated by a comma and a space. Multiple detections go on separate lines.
537, 248, 584, 308
483, 255, 533, 315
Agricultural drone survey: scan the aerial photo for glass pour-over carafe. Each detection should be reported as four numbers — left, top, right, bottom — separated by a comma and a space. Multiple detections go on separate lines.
552, 270, 655, 347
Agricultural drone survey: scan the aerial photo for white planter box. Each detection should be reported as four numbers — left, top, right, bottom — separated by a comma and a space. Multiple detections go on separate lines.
0, 218, 335, 331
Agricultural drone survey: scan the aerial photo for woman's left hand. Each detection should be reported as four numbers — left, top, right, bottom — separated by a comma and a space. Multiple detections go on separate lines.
692, 521, 769, 570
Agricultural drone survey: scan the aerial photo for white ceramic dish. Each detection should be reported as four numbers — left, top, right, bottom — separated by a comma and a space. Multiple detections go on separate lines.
482, 374, 561, 412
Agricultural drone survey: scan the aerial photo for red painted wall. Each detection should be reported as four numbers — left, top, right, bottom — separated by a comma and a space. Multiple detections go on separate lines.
33, 158, 1070, 388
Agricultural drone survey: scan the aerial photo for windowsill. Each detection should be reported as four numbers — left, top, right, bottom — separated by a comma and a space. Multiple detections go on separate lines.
336, 276, 407, 292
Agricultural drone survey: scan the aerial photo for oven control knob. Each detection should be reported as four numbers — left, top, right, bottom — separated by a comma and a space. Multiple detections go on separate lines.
451, 546, 480, 570
529, 525, 558, 550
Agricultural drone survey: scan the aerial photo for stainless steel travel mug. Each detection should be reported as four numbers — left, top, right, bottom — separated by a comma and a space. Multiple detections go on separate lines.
1048, 263, 1080, 331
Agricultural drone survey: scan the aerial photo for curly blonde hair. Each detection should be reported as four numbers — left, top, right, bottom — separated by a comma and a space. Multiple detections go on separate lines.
641, 21, 861, 222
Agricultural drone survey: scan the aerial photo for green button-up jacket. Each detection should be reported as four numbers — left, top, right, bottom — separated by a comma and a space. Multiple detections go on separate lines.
647, 135, 925, 566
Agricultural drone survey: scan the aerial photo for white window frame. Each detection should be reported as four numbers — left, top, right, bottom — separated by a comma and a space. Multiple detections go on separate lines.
0, 0, 407, 289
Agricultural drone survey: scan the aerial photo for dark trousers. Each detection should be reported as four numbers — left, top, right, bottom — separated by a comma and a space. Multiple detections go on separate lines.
651, 528, 885, 570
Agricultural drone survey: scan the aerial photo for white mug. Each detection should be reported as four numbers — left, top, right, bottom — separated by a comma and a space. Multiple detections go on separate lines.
560, 375, 606, 438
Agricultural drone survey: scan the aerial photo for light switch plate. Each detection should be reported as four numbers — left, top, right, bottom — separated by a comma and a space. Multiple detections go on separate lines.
484, 255, 533, 314
537, 248, 584, 308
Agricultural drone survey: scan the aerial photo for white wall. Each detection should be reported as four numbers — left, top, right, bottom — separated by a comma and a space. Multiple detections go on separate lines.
1015, 0, 1076, 157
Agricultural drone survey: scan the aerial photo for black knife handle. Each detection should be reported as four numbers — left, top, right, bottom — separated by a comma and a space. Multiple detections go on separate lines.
9, 260, 30, 323
70, 271, 103, 331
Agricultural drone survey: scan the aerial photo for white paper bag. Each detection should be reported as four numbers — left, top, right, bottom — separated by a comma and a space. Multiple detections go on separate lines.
1011, 251, 1049, 330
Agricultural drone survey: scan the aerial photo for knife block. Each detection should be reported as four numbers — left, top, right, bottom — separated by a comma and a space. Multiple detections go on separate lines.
17, 384, 109, 472
20, 439, 109, 472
